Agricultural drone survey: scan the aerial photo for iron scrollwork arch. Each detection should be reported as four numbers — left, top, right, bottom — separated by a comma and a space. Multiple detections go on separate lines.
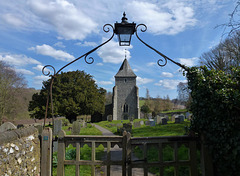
41, 23, 115, 127
135, 24, 186, 69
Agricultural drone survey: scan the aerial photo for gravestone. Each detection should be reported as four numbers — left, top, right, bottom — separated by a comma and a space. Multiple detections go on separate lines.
149, 119, 155, 127
107, 115, 113, 122
140, 121, 144, 126
133, 121, 141, 128
156, 116, 162, 124
53, 119, 62, 136
172, 114, 178, 122
178, 114, 185, 122
0, 122, 17, 132
145, 121, 150, 126
175, 117, 180, 123
161, 117, 167, 125
164, 115, 169, 121
72, 121, 81, 135
82, 122, 87, 128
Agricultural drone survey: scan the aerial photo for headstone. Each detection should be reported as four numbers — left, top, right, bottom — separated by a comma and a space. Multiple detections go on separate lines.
156, 116, 162, 124
164, 115, 169, 121
149, 119, 155, 127
107, 115, 113, 122
178, 114, 185, 122
145, 121, 150, 126
0, 122, 17, 132
133, 121, 141, 128
175, 117, 180, 123
53, 119, 62, 136
161, 117, 167, 125
140, 121, 144, 125
72, 121, 81, 135
82, 122, 87, 128
172, 114, 177, 122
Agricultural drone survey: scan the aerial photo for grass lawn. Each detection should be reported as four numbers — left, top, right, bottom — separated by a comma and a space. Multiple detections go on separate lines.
95, 120, 189, 137
62, 123, 102, 135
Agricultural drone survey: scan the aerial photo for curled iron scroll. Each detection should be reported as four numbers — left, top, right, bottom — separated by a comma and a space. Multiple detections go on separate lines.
42, 65, 56, 77
84, 24, 114, 64
135, 24, 167, 67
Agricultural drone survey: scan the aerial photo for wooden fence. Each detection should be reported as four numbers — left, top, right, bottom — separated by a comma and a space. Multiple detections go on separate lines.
41, 128, 213, 176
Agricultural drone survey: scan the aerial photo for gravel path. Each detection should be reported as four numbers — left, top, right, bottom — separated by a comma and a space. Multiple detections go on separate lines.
92, 124, 156, 176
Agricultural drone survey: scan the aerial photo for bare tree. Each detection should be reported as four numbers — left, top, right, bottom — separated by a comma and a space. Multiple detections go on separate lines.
200, 31, 240, 72
0, 61, 26, 124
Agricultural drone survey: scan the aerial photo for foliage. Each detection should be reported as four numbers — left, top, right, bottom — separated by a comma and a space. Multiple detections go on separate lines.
61, 118, 70, 126
186, 66, 240, 175
29, 70, 106, 121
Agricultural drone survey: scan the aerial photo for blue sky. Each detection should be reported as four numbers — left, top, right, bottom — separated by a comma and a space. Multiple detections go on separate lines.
0, 0, 237, 99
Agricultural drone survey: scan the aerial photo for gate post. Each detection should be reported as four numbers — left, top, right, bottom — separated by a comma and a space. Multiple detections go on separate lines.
201, 135, 214, 176
41, 127, 52, 176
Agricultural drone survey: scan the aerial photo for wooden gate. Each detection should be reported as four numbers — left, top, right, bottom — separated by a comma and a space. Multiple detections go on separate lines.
52, 130, 213, 176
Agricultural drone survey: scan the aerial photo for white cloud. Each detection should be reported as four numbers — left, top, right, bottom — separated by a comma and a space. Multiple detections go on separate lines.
98, 81, 113, 85
97, 38, 132, 64
137, 77, 154, 85
128, 1, 197, 35
75, 41, 98, 47
155, 79, 187, 89
133, 68, 138, 72
161, 72, 174, 78
15, 69, 34, 75
96, 63, 104, 66
147, 62, 156, 67
33, 75, 49, 86
179, 57, 199, 67
0, 53, 41, 66
2, 13, 25, 27
30, 44, 75, 62
54, 42, 65, 48
28, 0, 98, 40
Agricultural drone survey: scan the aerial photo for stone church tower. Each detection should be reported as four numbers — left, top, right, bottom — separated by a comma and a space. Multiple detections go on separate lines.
112, 59, 140, 120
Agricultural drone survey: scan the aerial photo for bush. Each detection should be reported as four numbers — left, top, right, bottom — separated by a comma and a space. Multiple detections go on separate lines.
61, 118, 70, 126
186, 66, 240, 175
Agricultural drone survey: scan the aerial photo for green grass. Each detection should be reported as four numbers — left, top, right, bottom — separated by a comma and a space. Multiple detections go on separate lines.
62, 123, 102, 135
139, 100, 145, 107
160, 109, 187, 113
95, 120, 189, 137
132, 121, 189, 137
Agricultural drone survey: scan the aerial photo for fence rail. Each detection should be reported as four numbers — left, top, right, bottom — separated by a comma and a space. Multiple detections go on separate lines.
40, 129, 213, 176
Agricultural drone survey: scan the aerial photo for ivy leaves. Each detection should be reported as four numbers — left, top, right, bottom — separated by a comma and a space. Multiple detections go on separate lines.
186, 66, 240, 175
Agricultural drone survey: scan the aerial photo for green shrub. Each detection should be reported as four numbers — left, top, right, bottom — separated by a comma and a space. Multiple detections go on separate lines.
186, 66, 240, 176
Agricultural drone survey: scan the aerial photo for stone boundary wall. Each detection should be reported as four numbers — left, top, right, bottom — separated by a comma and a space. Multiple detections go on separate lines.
0, 126, 40, 176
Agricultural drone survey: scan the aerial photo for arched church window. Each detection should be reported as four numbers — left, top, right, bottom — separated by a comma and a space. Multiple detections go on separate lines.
124, 79, 127, 83
123, 104, 128, 113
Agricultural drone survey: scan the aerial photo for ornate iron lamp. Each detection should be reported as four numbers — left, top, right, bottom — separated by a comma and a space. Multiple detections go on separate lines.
42, 12, 187, 127
114, 12, 136, 46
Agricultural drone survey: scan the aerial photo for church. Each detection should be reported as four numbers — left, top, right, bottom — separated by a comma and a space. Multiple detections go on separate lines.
112, 58, 140, 120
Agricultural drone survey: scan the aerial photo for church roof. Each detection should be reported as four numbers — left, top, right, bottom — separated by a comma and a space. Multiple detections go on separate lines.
115, 59, 136, 77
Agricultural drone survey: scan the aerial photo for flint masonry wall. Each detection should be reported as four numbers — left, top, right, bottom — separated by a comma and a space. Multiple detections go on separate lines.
0, 126, 40, 176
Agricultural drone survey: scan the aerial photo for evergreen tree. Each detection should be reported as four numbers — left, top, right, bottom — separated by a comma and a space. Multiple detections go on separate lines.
29, 70, 106, 121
